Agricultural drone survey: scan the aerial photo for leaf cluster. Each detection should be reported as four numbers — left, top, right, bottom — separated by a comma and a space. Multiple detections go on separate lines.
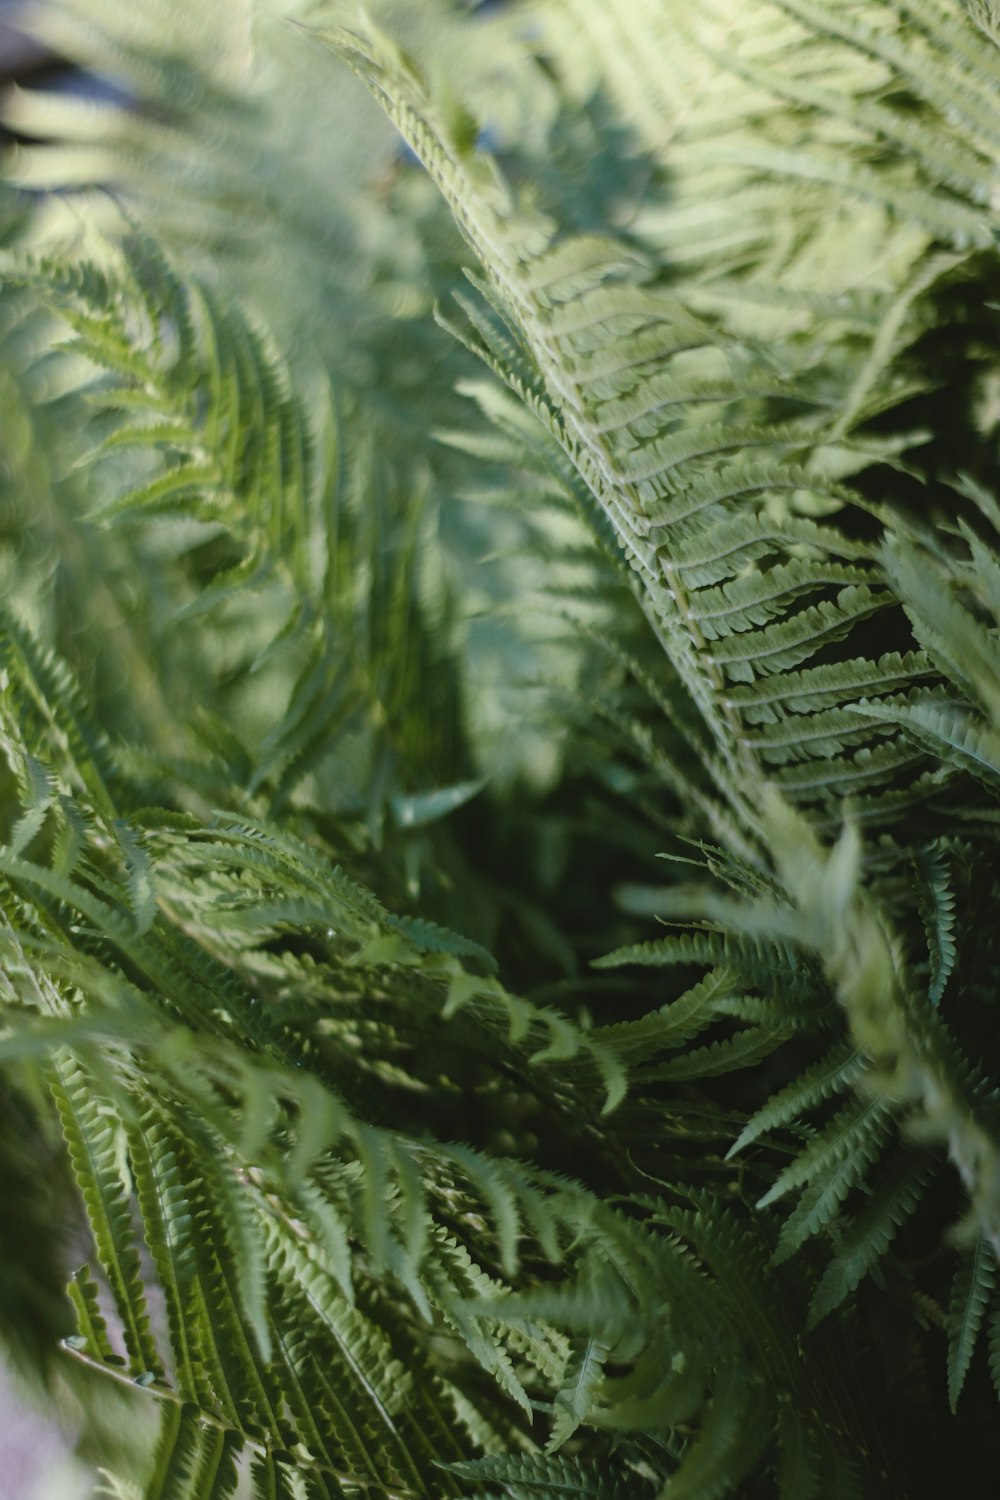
3, 2, 1000, 1497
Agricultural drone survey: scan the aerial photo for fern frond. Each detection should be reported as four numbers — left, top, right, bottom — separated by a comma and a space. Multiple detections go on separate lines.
914, 841, 958, 1007
714, 792, 1000, 1256
809, 1153, 929, 1324
142, 1402, 203, 1500
727, 1039, 864, 1158
656, 1362, 771, 1500
67, 1264, 116, 1366
547, 1334, 610, 1451
947, 1234, 997, 1411
770, 0, 1000, 155
0, 608, 119, 817
590, 968, 739, 1062
853, 699, 1000, 794
50, 1052, 161, 1378
187, 1430, 240, 1500
446, 1449, 657, 1498
770, 1104, 895, 1264
651, 1024, 789, 1082
758, 1095, 894, 1211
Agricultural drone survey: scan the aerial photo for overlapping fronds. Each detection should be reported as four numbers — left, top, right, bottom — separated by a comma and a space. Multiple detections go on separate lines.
4, 2, 1000, 1498
313, 4, 996, 865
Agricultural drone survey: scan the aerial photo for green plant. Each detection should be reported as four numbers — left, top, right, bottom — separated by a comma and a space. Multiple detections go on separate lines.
2, 1, 1000, 1495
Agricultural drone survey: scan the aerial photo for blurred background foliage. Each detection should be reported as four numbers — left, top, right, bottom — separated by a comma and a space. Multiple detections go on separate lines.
0, 0, 657, 938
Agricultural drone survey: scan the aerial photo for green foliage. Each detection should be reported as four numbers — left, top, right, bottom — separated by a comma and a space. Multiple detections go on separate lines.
3, 1, 1000, 1496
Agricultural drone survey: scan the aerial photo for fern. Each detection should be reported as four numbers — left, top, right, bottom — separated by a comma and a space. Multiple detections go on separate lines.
4, 2, 1000, 1497
809, 1152, 929, 1324
947, 1235, 997, 1411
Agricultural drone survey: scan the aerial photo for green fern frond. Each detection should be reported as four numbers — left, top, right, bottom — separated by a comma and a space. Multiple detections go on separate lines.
446, 1449, 658, 1499
142, 1402, 204, 1500
50, 1053, 162, 1379
0, 609, 119, 817
727, 1040, 864, 1158
758, 1095, 894, 1212
67, 1264, 116, 1366
546, 1334, 610, 1451
914, 841, 958, 1007
854, 699, 1000, 794
947, 1234, 997, 1410
809, 1153, 929, 1324
770, 1104, 895, 1263
187, 1429, 240, 1500
656, 1362, 772, 1500
770, 0, 1000, 156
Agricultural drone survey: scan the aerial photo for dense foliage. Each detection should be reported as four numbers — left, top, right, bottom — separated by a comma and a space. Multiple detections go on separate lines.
2, 1, 1000, 1494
